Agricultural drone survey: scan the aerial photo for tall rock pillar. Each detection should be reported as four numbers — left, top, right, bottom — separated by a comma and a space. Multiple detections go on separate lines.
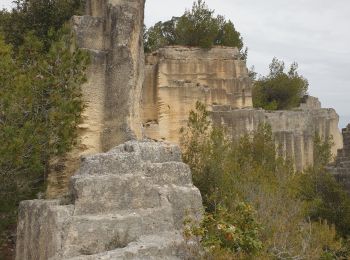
75, 0, 144, 152
47, 0, 145, 197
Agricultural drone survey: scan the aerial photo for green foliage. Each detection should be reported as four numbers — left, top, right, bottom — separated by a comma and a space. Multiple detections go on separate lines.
0, 2, 88, 249
253, 57, 309, 110
184, 204, 262, 258
0, 0, 84, 50
0, 28, 89, 245
144, 0, 243, 52
180, 102, 348, 258
296, 136, 350, 238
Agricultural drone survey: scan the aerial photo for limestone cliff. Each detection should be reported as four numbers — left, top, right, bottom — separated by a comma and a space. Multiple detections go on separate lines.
16, 141, 203, 260
76, 0, 145, 149
142, 46, 252, 143
48, 0, 145, 197
141, 47, 342, 171
211, 99, 342, 171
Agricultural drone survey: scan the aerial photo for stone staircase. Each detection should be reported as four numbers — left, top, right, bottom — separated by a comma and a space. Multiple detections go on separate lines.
329, 124, 350, 193
16, 141, 202, 260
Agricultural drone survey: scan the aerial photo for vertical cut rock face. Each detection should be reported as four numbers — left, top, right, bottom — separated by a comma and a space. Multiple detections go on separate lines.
329, 124, 350, 192
141, 47, 342, 171
211, 97, 343, 171
142, 46, 252, 143
75, 0, 145, 152
47, 0, 145, 197
144, 57, 342, 173
16, 141, 203, 260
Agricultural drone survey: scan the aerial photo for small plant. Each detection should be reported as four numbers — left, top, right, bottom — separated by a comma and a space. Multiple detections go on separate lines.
184, 203, 262, 258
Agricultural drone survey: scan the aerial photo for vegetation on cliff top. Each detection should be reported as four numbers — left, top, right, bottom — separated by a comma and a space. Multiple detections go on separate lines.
181, 102, 350, 258
0, 0, 87, 255
144, 0, 244, 54
252, 58, 309, 110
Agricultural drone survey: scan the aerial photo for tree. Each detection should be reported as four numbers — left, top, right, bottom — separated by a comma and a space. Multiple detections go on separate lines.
0, 28, 89, 250
144, 18, 178, 53
216, 19, 243, 49
253, 58, 309, 110
144, 0, 244, 52
175, 0, 219, 48
0, 0, 84, 50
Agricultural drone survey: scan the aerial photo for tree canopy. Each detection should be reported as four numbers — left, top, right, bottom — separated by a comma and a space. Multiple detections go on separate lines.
0, 0, 84, 50
253, 58, 309, 110
0, 0, 87, 255
144, 0, 244, 52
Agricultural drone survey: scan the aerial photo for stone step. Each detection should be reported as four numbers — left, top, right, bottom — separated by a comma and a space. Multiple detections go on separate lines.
336, 156, 348, 163
61, 208, 175, 258
110, 141, 182, 163
76, 141, 183, 177
145, 162, 193, 186
71, 174, 162, 215
339, 160, 350, 168
65, 231, 185, 260
164, 185, 203, 229
77, 151, 144, 176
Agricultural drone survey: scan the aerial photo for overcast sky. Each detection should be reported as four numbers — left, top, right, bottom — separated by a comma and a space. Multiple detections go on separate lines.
1, 0, 349, 127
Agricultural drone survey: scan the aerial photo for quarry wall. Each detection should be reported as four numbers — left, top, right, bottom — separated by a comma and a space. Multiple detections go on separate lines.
211, 103, 342, 171
141, 47, 343, 171
142, 46, 252, 143
48, 0, 145, 197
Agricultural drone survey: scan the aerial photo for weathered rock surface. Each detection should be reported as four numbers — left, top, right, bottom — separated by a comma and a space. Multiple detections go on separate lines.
142, 46, 252, 143
329, 124, 350, 193
48, 0, 145, 198
16, 141, 203, 260
211, 98, 343, 171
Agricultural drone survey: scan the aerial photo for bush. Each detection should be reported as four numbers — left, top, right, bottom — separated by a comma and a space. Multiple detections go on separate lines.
0, 28, 88, 251
184, 204, 262, 258
144, 0, 243, 52
296, 136, 350, 238
180, 102, 348, 258
0, 2, 88, 251
253, 57, 309, 110
0, 0, 84, 50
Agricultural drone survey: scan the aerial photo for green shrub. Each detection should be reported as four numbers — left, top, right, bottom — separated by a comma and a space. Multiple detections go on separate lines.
253, 57, 309, 110
180, 102, 348, 258
0, 2, 88, 250
296, 136, 350, 238
0, 28, 89, 247
184, 203, 262, 258
0, 0, 84, 50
